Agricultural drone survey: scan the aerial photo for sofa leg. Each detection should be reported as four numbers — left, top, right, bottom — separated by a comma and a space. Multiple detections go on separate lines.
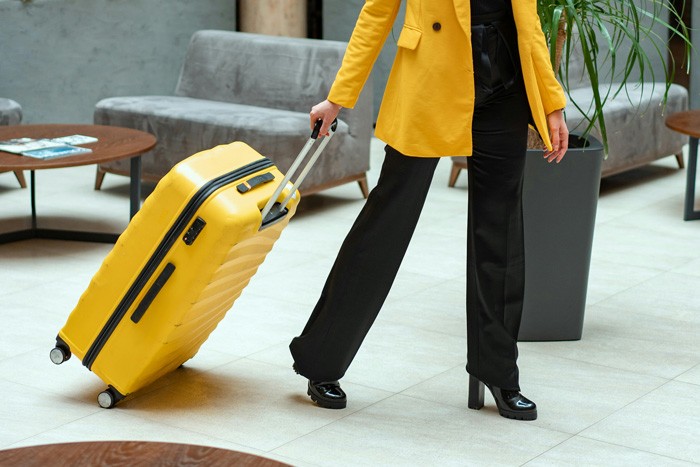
94, 167, 106, 190
13, 170, 27, 188
358, 176, 370, 199
675, 152, 685, 169
448, 163, 463, 188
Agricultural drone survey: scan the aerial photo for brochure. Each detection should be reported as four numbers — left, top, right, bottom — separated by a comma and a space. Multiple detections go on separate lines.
51, 134, 99, 146
21, 145, 93, 160
0, 134, 98, 155
0, 138, 66, 154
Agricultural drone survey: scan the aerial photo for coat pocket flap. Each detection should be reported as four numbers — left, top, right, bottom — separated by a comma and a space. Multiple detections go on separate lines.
397, 26, 422, 50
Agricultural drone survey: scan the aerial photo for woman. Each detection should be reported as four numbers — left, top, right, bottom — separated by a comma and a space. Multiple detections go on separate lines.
289, 0, 568, 421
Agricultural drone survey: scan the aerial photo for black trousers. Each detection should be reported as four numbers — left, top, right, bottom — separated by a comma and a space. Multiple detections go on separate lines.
290, 17, 531, 391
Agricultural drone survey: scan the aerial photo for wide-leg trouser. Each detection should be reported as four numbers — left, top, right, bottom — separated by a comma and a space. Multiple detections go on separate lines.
466, 77, 530, 391
289, 147, 439, 382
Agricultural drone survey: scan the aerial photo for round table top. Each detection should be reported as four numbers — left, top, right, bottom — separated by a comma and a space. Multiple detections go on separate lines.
0, 441, 290, 466
665, 110, 700, 139
0, 124, 156, 171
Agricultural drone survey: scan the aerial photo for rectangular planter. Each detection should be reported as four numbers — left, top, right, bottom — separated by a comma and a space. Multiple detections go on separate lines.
518, 134, 603, 341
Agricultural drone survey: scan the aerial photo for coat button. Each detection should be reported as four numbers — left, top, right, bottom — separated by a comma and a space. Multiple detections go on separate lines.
432, 22, 442, 31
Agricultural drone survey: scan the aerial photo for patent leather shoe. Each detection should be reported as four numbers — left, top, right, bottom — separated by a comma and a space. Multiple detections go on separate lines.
307, 380, 347, 409
468, 375, 537, 421
293, 363, 347, 409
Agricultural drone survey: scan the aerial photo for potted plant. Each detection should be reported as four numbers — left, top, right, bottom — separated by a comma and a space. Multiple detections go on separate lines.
518, 0, 691, 341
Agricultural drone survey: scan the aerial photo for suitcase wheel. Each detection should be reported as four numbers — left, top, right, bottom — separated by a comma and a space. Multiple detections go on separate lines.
97, 386, 124, 409
49, 345, 71, 365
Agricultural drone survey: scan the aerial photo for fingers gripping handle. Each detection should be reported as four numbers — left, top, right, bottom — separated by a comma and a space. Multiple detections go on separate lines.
260, 119, 338, 225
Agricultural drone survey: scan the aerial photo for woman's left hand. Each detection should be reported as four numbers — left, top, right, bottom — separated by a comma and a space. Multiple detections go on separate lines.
544, 109, 569, 163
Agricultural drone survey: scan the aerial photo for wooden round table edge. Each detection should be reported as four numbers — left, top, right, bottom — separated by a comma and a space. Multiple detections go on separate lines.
0, 124, 156, 171
0, 441, 291, 466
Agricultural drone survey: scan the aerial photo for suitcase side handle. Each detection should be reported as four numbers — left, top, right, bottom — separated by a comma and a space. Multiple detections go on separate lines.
130, 263, 176, 323
260, 119, 338, 227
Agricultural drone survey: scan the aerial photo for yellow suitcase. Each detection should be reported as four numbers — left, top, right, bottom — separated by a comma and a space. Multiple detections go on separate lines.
51, 122, 336, 408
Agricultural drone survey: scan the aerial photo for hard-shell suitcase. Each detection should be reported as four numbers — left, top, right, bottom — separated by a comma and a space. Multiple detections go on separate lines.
51, 121, 337, 408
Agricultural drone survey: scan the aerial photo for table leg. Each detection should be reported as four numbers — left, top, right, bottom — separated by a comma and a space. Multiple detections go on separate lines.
30, 170, 37, 229
130, 156, 142, 219
684, 137, 700, 221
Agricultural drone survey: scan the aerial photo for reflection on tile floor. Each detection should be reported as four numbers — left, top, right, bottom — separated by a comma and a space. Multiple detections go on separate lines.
0, 138, 698, 465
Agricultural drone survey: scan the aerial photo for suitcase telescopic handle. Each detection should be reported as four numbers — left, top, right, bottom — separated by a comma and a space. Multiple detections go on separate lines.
260, 119, 338, 225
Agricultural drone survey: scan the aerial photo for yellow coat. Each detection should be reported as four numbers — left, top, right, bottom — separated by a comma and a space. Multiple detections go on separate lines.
327, 0, 567, 157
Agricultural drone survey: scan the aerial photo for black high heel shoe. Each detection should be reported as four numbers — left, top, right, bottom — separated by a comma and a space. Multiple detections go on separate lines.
293, 363, 347, 409
468, 375, 537, 421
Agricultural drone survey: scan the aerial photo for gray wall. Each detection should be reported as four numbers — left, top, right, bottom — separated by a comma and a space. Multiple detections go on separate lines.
0, 0, 236, 124
323, 0, 405, 122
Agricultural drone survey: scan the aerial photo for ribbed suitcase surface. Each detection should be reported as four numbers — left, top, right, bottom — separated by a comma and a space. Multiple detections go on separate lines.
54, 141, 298, 403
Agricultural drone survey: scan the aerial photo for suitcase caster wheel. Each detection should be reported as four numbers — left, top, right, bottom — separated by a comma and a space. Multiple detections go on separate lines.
97, 387, 123, 409
49, 346, 71, 365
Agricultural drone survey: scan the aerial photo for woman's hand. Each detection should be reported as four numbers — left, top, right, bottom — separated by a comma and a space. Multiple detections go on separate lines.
310, 99, 342, 137
544, 109, 569, 163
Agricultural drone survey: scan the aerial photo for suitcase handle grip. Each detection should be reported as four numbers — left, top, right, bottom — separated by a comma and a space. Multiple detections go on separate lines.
311, 119, 323, 139
260, 119, 338, 226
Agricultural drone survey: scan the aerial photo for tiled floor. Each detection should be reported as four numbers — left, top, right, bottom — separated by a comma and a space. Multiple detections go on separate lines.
1, 138, 699, 466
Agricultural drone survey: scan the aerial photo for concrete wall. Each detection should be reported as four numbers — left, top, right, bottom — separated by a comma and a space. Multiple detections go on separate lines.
323, 0, 405, 122
0, 0, 236, 124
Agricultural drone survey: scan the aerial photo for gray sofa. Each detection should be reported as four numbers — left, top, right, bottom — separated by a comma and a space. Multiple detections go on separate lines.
0, 98, 26, 188
94, 30, 373, 197
448, 48, 688, 186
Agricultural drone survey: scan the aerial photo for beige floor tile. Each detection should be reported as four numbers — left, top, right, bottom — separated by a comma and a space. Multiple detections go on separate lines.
273, 394, 570, 466
580, 381, 700, 463
585, 259, 662, 305
251, 318, 467, 394
0, 302, 65, 361
521, 304, 698, 380
524, 436, 696, 466
590, 223, 699, 271
202, 293, 312, 358
401, 351, 667, 435
117, 358, 392, 452
379, 277, 466, 338
671, 256, 700, 278
611, 196, 700, 240
675, 363, 700, 386
400, 230, 466, 280
343, 320, 467, 393
0, 379, 100, 447
594, 271, 700, 324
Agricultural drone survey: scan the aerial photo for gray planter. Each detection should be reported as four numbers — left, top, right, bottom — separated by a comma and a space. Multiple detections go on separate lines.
518, 133, 604, 341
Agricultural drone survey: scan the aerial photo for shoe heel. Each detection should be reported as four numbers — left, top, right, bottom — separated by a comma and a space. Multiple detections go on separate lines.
468, 375, 484, 410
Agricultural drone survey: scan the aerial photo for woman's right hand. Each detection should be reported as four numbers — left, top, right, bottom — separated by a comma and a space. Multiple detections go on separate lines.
310, 99, 342, 137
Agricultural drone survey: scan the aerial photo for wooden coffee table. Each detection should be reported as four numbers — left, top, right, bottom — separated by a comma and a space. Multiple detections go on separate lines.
0, 124, 156, 243
0, 441, 289, 466
665, 111, 700, 220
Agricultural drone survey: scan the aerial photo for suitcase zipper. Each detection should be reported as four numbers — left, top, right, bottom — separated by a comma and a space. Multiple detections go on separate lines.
83, 158, 274, 370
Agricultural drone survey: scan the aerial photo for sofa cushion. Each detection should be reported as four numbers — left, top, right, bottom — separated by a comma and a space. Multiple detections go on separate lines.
94, 95, 363, 192
564, 82, 687, 176
175, 31, 346, 114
